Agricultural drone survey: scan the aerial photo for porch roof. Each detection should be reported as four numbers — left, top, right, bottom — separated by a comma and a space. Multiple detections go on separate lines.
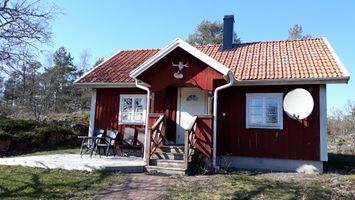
75, 37, 349, 86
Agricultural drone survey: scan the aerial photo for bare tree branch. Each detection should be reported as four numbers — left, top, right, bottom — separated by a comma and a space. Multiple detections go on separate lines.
0, 0, 58, 74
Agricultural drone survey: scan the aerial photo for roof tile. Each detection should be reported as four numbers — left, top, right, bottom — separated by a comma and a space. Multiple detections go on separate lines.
76, 38, 347, 84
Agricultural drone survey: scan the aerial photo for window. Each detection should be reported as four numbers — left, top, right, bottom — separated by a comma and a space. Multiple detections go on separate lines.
119, 95, 146, 124
246, 93, 283, 129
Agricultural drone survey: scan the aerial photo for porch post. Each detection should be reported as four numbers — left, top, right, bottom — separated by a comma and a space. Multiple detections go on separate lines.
88, 88, 97, 137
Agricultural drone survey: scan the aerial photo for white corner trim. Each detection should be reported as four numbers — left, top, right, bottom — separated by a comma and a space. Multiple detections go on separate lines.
74, 50, 122, 84
319, 85, 328, 161
129, 38, 230, 78
88, 89, 97, 137
322, 37, 350, 78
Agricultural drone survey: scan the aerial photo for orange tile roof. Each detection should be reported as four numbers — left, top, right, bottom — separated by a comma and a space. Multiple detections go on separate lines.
76, 38, 348, 84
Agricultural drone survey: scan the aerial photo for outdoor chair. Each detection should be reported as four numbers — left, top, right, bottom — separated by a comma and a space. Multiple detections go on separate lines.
79, 129, 104, 157
92, 129, 118, 157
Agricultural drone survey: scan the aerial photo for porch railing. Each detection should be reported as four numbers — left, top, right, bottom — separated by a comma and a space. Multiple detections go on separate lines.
184, 116, 198, 169
146, 114, 165, 164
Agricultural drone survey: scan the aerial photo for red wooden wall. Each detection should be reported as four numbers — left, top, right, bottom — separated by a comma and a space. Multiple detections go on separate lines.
138, 47, 225, 92
94, 88, 146, 143
217, 85, 321, 161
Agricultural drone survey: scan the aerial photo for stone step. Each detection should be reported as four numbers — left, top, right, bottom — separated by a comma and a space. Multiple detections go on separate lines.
157, 145, 184, 154
151, 152, 184, 160
145, 165, 186, 175
150, 159, 185, 168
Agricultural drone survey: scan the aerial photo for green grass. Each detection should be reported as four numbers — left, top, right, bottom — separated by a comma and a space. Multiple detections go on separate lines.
162, 172, 354, 200
22, 147, 81, 156
0, 166, 123, 200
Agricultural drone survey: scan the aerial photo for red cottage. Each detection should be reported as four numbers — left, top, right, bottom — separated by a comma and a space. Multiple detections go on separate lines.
75, 15, 350, 174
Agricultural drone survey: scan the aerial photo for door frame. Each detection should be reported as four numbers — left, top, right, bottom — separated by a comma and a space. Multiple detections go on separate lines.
176, 87, 208, 144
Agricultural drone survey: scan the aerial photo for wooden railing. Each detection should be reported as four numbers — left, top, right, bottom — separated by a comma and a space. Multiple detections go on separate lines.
145, 114, 165, 164
184, 116, 198, 169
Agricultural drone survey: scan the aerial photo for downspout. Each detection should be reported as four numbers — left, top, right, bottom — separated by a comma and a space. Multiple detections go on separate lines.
134, 79, 150, 164
213, 71, 235, 168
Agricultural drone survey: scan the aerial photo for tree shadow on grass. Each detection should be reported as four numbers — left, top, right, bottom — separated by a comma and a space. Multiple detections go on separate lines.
229, 173, 332, 200
0, 167, 119, 199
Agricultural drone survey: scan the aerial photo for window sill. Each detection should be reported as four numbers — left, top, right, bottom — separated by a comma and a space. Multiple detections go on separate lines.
119, 121, 145, 125
246, 125, 283, 130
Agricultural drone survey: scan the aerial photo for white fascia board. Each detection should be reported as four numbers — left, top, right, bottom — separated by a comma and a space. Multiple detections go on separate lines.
322, 37, 350, 78
74, 50, 122, 84
233, 77, 349, 86
129, 38, 230, 78
73, 82, 148, 88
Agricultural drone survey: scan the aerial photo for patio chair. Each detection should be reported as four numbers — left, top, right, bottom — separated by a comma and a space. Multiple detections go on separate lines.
92, 129, 118, 157
79, 129, 104, 157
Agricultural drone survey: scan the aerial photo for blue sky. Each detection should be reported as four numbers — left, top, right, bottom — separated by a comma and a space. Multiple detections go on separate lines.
49, 0, 354, 113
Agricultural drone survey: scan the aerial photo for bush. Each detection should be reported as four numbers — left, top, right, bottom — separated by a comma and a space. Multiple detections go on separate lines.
0, 131, 12, 141
12, 131, 40, 150
0, 118, 44, 133
34, 125, 76, 147
0, 118, 80, 154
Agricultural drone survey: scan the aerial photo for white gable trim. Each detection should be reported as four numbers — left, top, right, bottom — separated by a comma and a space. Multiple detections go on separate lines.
129, 38, 230, 78
322, 37, 350, 78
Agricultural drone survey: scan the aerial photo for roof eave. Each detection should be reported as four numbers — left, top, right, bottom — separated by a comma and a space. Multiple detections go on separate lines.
234, 77, 350, 86
73, 82, 139, 88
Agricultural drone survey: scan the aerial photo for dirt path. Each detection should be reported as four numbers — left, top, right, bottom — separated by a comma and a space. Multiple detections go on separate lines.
94, 174, 175, 200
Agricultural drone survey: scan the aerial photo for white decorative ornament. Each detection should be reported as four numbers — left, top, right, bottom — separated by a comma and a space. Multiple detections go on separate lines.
283, 88, 314, 120
172, 61, 189, 79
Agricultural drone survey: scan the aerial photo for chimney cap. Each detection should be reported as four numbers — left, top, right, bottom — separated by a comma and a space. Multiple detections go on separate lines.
223, 15, 234, 20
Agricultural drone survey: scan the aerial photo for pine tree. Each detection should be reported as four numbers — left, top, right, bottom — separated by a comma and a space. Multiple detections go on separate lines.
288, 24, 311, 40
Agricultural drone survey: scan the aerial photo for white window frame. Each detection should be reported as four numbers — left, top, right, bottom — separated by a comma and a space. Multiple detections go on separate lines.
246, 93, 283, 129
119, 94, 147, 125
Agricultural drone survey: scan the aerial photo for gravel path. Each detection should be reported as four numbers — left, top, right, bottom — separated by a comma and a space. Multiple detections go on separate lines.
94, 174, 175, 200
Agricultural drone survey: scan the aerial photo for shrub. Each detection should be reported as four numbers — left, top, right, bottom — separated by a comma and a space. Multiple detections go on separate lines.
34, 125, 76, 147
0, 131, 12, 141
0, 118, 45, 133
12, 131, 40, 150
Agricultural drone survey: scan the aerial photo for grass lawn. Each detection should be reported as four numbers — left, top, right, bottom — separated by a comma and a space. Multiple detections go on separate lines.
0, 166, 123, 200
22, 147, 81, 156
162, 172, 355, 200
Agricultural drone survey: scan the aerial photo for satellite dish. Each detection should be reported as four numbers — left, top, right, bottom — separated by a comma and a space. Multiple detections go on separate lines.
283, 88, 314, 120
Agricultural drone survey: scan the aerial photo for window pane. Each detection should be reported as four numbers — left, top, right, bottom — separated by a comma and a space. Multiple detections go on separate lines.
135, 98, 144, 107
266, 114, 278, 124
250, 114, 263, 124
249, 97, 262, 106
249, 106, 263, 115
265, 106, 277, 114
134, 98, 144, 114
123, 98, 133, 112
134, 112, 143, 121
122, 112, 132, 121
265, 97, 278, 107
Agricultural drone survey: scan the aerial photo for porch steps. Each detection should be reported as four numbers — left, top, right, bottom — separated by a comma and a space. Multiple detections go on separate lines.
146, 145, 186, 175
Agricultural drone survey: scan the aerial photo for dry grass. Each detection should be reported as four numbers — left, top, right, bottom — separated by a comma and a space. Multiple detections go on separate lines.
162, 172, 355, 200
